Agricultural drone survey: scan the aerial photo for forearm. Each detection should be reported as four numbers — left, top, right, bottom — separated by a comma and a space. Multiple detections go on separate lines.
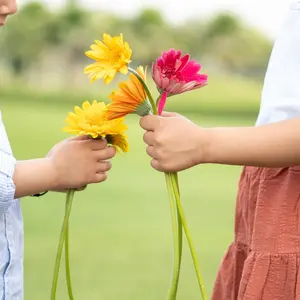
203, 118, 300, 167
13, 158, 57, 198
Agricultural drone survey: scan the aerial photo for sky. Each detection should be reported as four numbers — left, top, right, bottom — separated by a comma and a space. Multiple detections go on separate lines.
22, 0, 292, 39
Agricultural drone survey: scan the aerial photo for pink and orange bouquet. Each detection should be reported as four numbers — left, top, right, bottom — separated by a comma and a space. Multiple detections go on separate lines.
51, 33, 208, 300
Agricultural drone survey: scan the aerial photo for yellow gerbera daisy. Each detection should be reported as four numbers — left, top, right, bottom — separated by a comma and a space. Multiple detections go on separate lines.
106, 66, 152, 120
84, 33, 132, 84
63, 100, 129, 152
106, 133, 129, 153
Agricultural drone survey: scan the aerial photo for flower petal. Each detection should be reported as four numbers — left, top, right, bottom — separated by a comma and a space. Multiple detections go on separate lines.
84, 34, 132, 84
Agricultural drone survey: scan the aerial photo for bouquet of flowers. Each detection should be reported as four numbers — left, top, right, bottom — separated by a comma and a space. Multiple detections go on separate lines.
51, 33, 208, 300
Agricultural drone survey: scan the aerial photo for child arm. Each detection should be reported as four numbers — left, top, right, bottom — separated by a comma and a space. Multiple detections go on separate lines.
0, 138, 115, 199
13, 158, 57, 198
206, 117, 300, 167
140, 115, 300, 172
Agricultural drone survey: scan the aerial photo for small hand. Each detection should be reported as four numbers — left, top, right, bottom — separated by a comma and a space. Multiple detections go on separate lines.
47, 136, 116, 191
140, 112, 206, 172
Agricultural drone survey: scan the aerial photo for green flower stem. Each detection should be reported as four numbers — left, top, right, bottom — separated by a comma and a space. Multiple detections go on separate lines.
128, 67, 158, 114
165, 173, 182, 300
173, 173, 182, 262
127, 68, 203, 299
156, 94, 162, 107
170, 173, 208, 300
65, 190, 75, 300
51, 189, 75, 300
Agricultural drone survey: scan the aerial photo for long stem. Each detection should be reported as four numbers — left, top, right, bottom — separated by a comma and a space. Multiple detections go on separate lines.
51, 189, 75, 300
65, 190, 75, 300
156, 94, 162, 107
170, 173, 208, 300
173, 173, 182, 262
165, 173, 182, 300
128, 67, 158, 114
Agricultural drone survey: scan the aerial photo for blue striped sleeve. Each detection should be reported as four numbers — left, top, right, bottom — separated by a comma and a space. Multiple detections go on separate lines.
0, 149, 16, 214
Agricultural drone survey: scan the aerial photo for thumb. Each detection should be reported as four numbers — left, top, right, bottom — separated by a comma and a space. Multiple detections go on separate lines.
70, 135, 91, 141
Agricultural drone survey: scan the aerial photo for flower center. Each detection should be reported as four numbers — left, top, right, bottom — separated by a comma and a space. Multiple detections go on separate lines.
162, 60, 184, 82
111, 50, 122, 64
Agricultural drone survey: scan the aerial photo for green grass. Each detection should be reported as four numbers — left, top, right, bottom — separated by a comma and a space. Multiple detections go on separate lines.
0, 73, 262, 117
1, 83, 258, 299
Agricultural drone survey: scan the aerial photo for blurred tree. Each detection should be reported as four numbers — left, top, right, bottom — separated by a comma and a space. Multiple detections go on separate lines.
173, 20, 207, 58
129, 8, 178, 65
0, 2, 50, 76
0, 4, 272, 86
66, 0, 78, 10
204, 13, 241, 38
200, 13, 241, 53
132, 8, 164, 36
42, 3, 92, 87
44, 5, 87, 46
214, 29, 272, 77
200, 13, 272, 77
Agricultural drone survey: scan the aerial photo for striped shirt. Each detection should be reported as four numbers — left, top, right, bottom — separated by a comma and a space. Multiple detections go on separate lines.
0, 111, 23, 299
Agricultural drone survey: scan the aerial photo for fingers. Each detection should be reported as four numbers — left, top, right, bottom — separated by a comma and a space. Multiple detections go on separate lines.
143, 132, 155, 146
91, 172, 108, 184
94, 146, 116, 160
90, 139, 108, 150
87, 146, 115, 185
75, 185, 87, 192
87, 162, 111, 184
140, 115, 160, 131
150, 159, 164, 172
146, 146, 157, 159
70, 135, 91, 141
96, 161, 112, 173
80, 138, 108, 150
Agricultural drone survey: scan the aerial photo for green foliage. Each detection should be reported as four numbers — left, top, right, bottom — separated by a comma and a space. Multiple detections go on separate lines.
204, 13, 241, 38
0, 2, 272, 85
45, 7, 88, 46
199, 13, 271, 77
0, 2, 50, 75
133, 8, 165, 35
0, 73, 261, 118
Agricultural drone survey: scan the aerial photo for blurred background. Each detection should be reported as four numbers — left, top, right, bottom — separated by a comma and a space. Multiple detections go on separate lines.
0, 0, 289, 299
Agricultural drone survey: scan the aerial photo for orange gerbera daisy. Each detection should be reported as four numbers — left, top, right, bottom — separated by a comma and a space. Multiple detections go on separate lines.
106, 66, 152, 120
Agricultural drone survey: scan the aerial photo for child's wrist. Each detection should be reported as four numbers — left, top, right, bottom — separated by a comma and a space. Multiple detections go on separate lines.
203, 127, 224, 164
193, 127, 215, 165
43, 157, 60, 191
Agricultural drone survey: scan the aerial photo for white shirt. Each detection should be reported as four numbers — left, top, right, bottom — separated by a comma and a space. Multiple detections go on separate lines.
256, 1, 300, 125
0, 112, 23, 299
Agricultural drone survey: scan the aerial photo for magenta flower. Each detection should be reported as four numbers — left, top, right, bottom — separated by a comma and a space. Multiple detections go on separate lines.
152, 49, 208, 114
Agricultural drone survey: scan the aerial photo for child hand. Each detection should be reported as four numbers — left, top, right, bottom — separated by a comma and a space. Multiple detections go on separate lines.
140, 112, 206, 172
47, 136, 116, 191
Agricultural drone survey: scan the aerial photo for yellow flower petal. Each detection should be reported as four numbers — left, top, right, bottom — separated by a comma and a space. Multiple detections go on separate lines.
106, 133, 129, 153
63, 100, 129, 153
82, 101, 91, 110
119, 65, 128, 75
84, 33, 132, 84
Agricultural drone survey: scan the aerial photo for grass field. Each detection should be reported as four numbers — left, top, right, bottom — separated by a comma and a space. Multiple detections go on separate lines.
1, 80, 258, 299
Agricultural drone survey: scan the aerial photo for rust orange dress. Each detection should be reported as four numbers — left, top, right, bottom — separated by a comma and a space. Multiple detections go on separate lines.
212, 167, 300, 300
212, 3, 300, 299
